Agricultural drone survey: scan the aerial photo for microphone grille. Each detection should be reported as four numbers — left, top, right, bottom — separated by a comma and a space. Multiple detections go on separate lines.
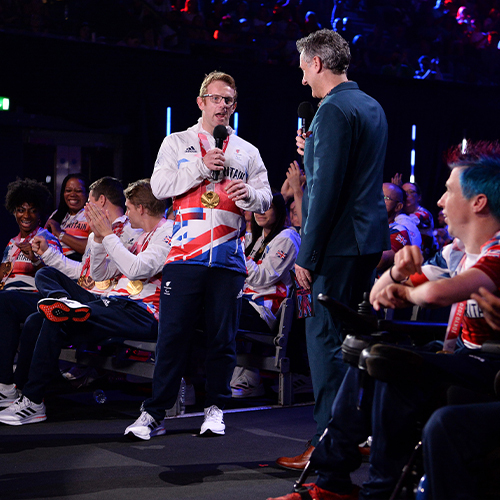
297, 101, 314, 119
213, 125, 228, 140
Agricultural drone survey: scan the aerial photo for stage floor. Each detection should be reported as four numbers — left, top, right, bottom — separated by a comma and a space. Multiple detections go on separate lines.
0, 382, 369, 500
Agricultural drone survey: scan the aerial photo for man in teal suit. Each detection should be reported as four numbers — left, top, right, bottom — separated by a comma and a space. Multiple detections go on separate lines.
277, 29, 390, 469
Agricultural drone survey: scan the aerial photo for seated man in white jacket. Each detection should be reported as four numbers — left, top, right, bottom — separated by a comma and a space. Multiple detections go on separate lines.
0, 179, 172, 425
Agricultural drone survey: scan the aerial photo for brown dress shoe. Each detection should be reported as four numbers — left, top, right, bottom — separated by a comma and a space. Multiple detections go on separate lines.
276, 444, 315, 470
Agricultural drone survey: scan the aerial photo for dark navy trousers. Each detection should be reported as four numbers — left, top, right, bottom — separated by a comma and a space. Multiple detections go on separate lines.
306, 253, 380, 446
0, 289, 43, 389
22, 267, 158, 403
423, 401, 500, 500
142, 263, 245, 420
311, 347, 500, 499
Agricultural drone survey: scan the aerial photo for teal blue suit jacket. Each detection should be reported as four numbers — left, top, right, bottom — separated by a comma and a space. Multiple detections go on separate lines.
296, 81, 390, 273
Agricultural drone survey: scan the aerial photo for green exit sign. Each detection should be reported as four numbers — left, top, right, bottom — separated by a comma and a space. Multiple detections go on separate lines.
0, 97, 10, 110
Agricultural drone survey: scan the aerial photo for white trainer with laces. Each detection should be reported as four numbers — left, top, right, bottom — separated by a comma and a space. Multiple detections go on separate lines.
0, 396, 46, 425
124, 411, 166, 440
0, 383, 19, 407
38, 297, 91, 323
200, 405, 225, 435
231, 367, 265, 398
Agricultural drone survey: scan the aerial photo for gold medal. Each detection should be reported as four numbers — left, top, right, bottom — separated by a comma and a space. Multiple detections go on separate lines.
201, 191, 220, 209
78, 276, 95, 290
0, 262, 13, 290
126, 280, 144, 296
95, 280, 112, 290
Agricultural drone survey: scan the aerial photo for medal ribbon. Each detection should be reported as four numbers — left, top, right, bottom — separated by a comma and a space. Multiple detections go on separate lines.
198, 132, 229, 158
442, 253, 468, 352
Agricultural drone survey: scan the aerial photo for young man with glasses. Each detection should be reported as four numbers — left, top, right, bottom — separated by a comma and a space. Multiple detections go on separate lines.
124, 71, 272, 440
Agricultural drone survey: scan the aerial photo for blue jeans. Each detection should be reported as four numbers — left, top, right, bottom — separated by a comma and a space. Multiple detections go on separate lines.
142, 263, 245, 420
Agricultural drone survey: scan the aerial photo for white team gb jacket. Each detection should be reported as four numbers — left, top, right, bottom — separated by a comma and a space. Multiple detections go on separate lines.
151, 118, 272, 274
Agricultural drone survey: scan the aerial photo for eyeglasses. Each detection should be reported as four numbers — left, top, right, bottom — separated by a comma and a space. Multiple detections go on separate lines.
202, 94, 236, 106
404, 189, 417, 195
384, 195, 399, 202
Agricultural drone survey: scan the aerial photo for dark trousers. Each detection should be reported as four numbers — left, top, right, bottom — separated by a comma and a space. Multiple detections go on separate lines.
423, 401, 500, 500
239, 299, 272, 333
306, 253, 380, 446
311, 348, 500, 499
22, 267, 158, 403
142, 263, 245, 420
0, 290, 43, 389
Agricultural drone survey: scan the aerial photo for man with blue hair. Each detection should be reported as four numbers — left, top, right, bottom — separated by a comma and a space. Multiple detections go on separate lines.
268, 140, 500, 500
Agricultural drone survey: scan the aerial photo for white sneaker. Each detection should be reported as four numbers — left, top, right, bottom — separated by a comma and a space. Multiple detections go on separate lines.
38, 297, 91, 323
0, 383, 19, 407
231, 367, 265, 398
230, 365, 245, 386
0, 396, 46, 425
200, 405, 225, 436
124, 411, 165, 440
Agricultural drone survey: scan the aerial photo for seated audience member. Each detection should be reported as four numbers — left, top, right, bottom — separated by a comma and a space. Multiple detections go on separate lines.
31, 177, 140, 295
268, 140, 500, 500
0, 179, 61, 406
231, 193, 301, 398
422, 286, 500, 500
434, 208, 452, 249
0, 179, 172, 425
402, 180, 438, 259
45, 173, 90, 261
377, 182, 421, 274
281, 160, 306, 228
38, 176, 141, 384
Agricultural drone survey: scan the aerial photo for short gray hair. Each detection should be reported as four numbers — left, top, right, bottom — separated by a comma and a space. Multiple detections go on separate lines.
296, 29, 350, 75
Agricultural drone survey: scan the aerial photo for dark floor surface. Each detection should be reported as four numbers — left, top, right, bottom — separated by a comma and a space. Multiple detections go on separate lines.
0, 377, 369, 500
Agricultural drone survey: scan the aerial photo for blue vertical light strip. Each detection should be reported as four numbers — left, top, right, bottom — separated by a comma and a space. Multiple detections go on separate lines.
166, 107, 172, 136
233, 111, 239, 136
410, 124, 416, 183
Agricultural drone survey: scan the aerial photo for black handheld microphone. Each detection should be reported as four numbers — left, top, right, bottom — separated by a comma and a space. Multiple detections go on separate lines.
297, 101, 315, 135
212, 125, 228, 181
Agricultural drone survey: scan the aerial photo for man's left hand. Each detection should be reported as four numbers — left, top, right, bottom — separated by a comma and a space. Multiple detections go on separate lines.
226, 179, 249, 201
372, 283, 412, 311
85, 203, 113, 239
295, 263, 312, 291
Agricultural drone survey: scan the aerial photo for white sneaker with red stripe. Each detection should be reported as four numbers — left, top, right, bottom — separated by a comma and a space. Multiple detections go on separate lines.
38, 297, 91, 323
0, 396, 47, 425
